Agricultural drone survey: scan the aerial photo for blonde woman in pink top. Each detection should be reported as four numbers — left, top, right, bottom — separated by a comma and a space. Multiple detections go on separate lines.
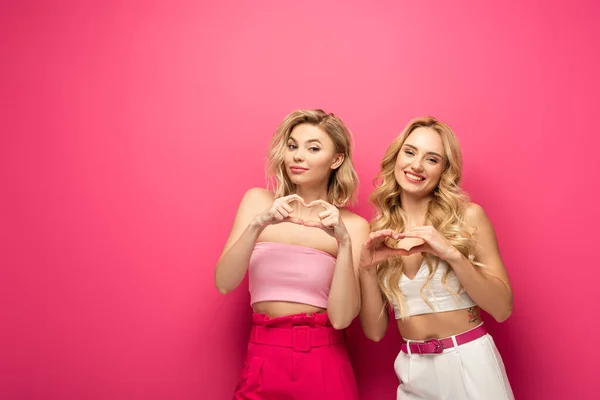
215, 109, 369, 400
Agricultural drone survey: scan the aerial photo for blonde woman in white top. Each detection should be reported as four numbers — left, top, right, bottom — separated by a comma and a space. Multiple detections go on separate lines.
359, 117, 514, 400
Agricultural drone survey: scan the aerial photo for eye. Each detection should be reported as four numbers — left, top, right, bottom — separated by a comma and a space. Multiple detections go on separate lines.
287, 144, 297, 150
404, 149, 414, 156
427, 157, 439, 164
308, 147, 320, 152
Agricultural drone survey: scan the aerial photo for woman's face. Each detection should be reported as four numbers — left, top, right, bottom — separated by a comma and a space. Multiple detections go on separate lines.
394, 127, 446, 197
284, 123, 342, 187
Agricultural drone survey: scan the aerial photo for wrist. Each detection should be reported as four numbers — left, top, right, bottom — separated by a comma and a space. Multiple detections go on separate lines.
443, 247, 464, 263
337, 235, 352, 246
360, 266, 378, 278
249, 218, 267, 234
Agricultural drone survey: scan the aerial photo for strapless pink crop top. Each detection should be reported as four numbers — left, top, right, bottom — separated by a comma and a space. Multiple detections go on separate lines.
248, 241, 336, 308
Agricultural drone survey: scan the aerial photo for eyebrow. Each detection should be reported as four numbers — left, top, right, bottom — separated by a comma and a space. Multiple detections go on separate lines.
288, 136, 322, 144
403, 144, 443, 159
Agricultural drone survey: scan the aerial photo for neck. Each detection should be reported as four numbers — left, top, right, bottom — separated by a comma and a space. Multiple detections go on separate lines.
294, 183, 329, 205
399, 191, 432, 227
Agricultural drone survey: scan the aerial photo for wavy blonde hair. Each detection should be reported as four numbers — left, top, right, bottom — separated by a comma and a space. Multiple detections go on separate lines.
371, 116, 483, 318
266, 109, 358, 207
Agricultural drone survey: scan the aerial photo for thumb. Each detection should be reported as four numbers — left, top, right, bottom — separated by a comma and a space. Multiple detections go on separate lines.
285, 217, 305, 225
407, 244, 426, 254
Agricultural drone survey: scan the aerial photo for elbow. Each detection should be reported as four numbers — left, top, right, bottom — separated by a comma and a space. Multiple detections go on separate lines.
493, 302, 513, 323
365, 331, 385, 342
216, 286, 230, 295
331, 322, 350, 330
214, 274, 231, 295
330, 318, 352, 330
330, 312, 357, 330
494, 311, 511, 323
360, 320, 387, 342
329, 304, 360, 330
214, 279, 232, 295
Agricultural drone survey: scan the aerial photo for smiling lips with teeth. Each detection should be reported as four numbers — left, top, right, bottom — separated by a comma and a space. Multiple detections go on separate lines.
405, 171, 425, 182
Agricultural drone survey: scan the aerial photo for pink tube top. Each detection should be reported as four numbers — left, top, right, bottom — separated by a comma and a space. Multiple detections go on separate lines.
248, 241, 336, 308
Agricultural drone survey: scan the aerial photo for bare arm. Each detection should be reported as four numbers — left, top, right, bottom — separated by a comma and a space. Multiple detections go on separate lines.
326, 215, 370, 329
358, 230, 409, 341
445, 204, 513, 322
214, 188, 267, 294
214, 189, 304, 294
402, 204, 513, 322
359, 267, 389, 342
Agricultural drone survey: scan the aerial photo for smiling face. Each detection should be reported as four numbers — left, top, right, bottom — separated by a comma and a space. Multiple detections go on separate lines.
394, 126, 446, 198
283, 123, 343, 187
266, 109, 358, 206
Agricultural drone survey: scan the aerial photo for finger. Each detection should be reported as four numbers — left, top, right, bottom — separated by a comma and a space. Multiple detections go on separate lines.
276, 206, 290, 218
321, 216, 338, 229
369, 236, 390, 249
383, 237, 401, 249
373, 248, 410, 262
375, 229, 398, 237
406, 244, 428, 254
280, 202, 294, 213
284, 194, 307, 207
371, 230, 387, 239
303, 220, 327, 230
367, 230, 396, 245
319, 209, 334, 220
364, 233, 380, 246
404, 226, 432, 233
373, 230, 398, 241
364, 237, 382, 249
307, 199, 333, 211
400, 231, 423, 239
388, 248, 413, 257
284, 217, 304, 225
374, 232, 393, 243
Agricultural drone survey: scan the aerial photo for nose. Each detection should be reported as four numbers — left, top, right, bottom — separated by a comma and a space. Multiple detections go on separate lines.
411, 158, 424, 172
293, 148, 305, 162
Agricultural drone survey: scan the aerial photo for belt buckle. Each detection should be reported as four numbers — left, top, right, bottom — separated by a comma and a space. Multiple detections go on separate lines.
292, 326, 311, 352
424, 338, 444, 354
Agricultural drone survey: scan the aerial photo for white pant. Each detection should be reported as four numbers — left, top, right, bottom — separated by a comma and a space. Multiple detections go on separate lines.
394, 332, 514, 400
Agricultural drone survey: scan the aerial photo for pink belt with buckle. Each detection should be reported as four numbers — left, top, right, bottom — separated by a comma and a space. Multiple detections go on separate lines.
401, 324, 487, 355
249, 325, 345, 352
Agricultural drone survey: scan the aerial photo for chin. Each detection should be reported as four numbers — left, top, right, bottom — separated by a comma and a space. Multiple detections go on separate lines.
398, 182, 430, 197
287, 175, 307, 185
399, 186, 420, 195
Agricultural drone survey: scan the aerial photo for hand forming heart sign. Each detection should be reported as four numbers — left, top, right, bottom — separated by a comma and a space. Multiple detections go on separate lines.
389, 237, 426, 251
360, 226, 462, 270
254, 195, 350, 243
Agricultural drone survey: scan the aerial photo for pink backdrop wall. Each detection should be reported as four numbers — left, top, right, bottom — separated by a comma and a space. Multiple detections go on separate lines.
2, 1, 599, 399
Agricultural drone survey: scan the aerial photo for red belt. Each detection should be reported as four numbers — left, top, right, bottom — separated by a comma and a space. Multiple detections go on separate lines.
249, 325, 345, 352
401, 324, 487, 355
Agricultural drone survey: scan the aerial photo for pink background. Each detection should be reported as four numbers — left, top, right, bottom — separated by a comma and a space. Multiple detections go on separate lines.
2, 0, 599, 399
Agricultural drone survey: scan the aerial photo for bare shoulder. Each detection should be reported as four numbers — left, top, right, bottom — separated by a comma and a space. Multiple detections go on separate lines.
339, 209, 370, 232
464, 202, 486, 222
242, 187, 274, 203
339, 209, 370, 266
464, 202, 495, 235
238, 187, 274, 215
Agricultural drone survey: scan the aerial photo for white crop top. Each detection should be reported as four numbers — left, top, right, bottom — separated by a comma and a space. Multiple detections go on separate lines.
390, 259, 476, 319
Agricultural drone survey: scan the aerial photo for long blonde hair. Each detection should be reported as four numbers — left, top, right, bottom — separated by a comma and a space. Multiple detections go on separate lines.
371, 116, 482, 318
266, 109, 358, 207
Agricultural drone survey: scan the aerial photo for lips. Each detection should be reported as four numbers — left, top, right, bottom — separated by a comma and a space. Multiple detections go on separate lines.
404, 171, 425, 182
290, 166, 308, 173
